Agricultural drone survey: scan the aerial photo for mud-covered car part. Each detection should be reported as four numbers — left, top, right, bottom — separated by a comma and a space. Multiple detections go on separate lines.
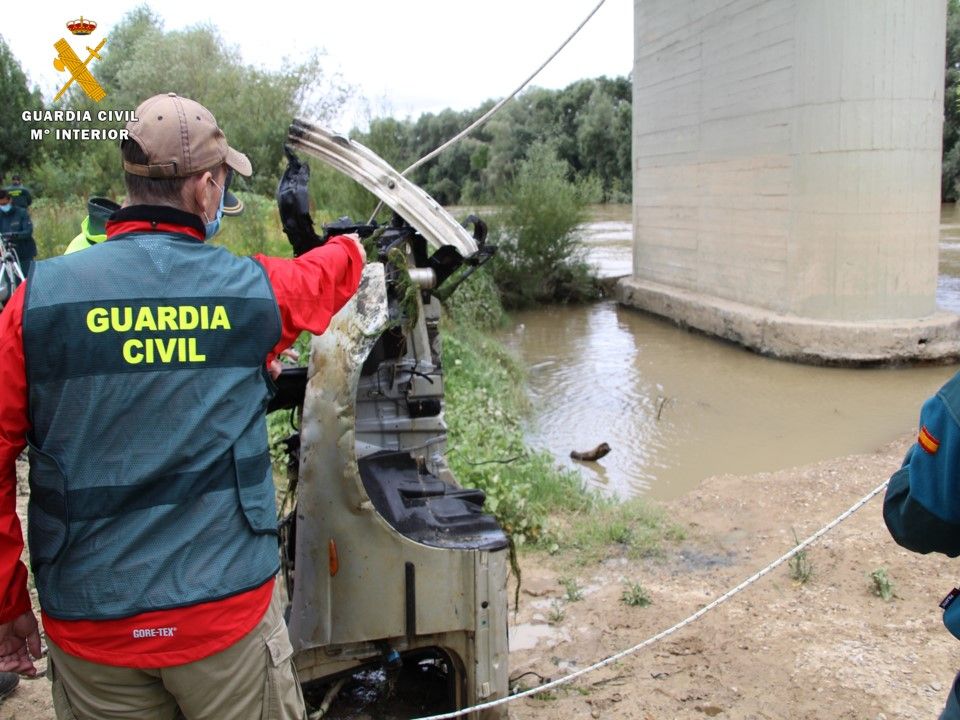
276, 121, 509, 718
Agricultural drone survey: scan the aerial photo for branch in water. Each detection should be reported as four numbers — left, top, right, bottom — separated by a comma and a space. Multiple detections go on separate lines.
464, 454, 526, 466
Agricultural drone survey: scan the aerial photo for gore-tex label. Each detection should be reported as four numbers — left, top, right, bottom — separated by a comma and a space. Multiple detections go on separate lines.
132, 626, 177, 639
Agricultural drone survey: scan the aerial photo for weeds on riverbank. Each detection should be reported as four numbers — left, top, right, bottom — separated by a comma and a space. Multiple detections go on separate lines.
559, 576, 584, 602
621, 581, 652, 607
442, 277, 682, 556
870, 568, 895, 601
30, 198, 85, 258
550, 498, 686, 565
441, 322, 592, 544
789, 529, 813, 584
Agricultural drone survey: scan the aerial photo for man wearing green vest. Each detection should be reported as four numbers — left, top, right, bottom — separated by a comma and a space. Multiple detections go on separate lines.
0, 93, 365, 719
64, 197, 121, 254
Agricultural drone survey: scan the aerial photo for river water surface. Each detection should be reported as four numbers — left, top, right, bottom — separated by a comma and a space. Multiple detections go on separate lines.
498, 205, 960, 500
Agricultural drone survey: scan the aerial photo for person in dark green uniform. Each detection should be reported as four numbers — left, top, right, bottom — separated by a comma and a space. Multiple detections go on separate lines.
885, 375, 960, 719
0, 190, 35, 277
5, 176, 32, 210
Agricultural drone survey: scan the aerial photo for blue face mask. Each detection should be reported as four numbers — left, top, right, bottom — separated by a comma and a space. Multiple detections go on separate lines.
203, 179, 225, 240
0, 204, 12, 214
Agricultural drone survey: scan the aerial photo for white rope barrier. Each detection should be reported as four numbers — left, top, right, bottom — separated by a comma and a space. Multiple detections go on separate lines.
411, 478, 891, 720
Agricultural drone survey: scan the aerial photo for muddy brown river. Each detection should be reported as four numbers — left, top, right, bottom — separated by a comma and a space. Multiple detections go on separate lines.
498, 204, 960, 500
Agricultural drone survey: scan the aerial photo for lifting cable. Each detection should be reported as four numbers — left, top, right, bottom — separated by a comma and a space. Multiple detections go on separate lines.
410, 478, 891, 720
367, 0, 608, 223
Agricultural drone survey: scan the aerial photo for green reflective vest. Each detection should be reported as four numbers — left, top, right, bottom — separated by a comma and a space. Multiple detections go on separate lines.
64, 217, 106, 254
23, 232, 282, 620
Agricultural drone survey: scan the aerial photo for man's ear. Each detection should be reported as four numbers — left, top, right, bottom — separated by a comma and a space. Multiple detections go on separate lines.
188, 171, 215, 218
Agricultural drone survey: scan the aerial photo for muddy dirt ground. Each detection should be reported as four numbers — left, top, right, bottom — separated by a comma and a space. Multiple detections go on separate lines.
3, 435, 957, 719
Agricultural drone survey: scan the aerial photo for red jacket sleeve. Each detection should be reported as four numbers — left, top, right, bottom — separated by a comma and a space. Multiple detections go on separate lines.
254, 235, 365, 361
0, 283, 34, 623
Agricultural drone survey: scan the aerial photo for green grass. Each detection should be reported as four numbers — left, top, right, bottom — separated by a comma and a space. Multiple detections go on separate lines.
789, 529, 813, 585
547, 599, 566, 625
621, 581, 652, 607
551, 497, 686, 565
31, 197, 87, 258
30, 192, 352, 262
441, 322, 593, 545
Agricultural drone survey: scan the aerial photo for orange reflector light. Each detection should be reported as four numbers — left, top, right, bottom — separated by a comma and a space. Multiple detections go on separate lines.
328, 538, 339, 576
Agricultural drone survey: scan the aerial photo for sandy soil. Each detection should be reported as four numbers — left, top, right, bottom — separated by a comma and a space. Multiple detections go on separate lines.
506, 435, 954, 720
3, 435, 957, 719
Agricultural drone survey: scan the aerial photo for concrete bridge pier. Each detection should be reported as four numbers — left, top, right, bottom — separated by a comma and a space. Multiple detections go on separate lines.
617, 0, 960, 364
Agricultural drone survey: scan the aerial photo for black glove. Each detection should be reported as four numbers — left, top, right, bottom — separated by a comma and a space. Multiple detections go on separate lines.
276, 145, 323, 257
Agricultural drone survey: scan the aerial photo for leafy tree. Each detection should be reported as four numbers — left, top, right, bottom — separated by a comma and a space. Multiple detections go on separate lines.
31, 5, 351, 198
357, 78, 634, 205
0, 35, 42, 177
362, 117, 414, 169
945, 0, 960, 200
577, 88, 619, 198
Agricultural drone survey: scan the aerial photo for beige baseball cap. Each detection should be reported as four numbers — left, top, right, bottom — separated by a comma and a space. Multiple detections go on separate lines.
123, 93, 252, 179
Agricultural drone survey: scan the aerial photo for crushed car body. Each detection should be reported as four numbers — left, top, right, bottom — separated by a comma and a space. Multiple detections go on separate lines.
270, 119, 510, 718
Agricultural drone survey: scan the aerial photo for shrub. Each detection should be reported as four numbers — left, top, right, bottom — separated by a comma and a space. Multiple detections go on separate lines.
490, 141, 600, 308
555, 497, 685, 565
442, 267, 505, 331
788, 529, 813, 585
559, 576, 584, 602
31, 197, 87, 259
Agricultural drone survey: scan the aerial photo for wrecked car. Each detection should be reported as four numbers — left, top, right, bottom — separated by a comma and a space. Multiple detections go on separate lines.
268, 119, 510, 718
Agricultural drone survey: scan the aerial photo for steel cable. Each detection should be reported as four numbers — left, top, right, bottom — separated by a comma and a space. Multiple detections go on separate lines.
367, 0, 608, 222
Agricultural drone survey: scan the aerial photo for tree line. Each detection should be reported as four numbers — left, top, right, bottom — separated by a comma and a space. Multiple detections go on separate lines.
0, 6, 631, 206
0, 6, 347, 200
944, 0, 960, 201
355, 76, 632, 205
10, 3, 959, 205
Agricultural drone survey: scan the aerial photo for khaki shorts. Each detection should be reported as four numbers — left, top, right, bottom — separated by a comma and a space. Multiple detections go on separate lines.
47, 583, 306, 720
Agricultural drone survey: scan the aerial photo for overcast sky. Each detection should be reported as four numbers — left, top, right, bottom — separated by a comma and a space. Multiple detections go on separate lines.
5, 0, 633, 131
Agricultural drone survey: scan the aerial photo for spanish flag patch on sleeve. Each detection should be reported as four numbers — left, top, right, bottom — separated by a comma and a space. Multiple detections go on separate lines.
919, 425, 941, 455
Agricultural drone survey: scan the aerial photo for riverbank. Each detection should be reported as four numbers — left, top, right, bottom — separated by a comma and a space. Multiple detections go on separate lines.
506, 433, 953, 720
5, 433, 956, 719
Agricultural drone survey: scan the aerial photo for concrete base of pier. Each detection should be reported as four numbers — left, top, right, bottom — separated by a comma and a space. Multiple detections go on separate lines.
616, 277, 960, 366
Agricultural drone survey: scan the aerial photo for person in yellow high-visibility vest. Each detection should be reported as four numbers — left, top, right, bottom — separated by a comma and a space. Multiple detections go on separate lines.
66, 192, 243, 255
64, 197, 120, 255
